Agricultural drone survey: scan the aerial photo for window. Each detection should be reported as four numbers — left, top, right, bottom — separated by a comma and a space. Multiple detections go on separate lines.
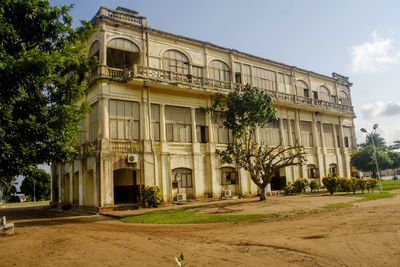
209, 60, 230, 81
304, 88, 309, 98
89, 41, 100, 59
106, 38, 139, 69
242, 64, 252, 85
196, 109, 208, 143
109, 99, 140, 140
319, 86, 330, 102
165, 106, 191, 142
172, 168, 192, 188
192, 66, 203, 77
339, 91, 349, 105
313, 91, 318, 100
329, 164, 337, 174
163, 50, 189, 74
307, 164, 319, 179
323, 124, 334, 148
221, 167, 237, 185
213, 114, 233, 144
259, 120, 280, 145
151, 104, 160, 141
300, 121, 313, 147
253, 67, 275, 90
234, 62, 242, 83
343, 126, 353, 148
89, 102, 98, 143
331, 95, 337, 104
296, 80, 309, 97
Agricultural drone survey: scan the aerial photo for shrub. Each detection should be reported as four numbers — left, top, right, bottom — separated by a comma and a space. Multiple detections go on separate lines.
309, 180, 319, 192
7, 195, 20, 203
322, 174, 338, 195
284, 184, 295, 195
366, 179, 378, 193
143, 186, 161, 208
350, 177, 359, 194
356, 178, 367, 194
293, 178, 309, 193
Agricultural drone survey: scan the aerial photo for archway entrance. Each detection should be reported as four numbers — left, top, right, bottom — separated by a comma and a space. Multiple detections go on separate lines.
270, 169, 286, 190
83, 170, 94, 206
113, 169, 138, 204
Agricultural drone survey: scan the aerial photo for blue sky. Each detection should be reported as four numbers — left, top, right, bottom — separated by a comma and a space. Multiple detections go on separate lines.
51, 0, 400, 145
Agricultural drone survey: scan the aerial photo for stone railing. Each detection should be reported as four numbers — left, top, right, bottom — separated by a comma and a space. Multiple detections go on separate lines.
110, 140, 140, 153
94, 7, 147, 26
92, 65, 354, 115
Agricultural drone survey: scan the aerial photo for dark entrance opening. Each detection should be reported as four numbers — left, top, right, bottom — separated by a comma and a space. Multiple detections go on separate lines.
113, 169, 137, 204
270, 170, 286, 190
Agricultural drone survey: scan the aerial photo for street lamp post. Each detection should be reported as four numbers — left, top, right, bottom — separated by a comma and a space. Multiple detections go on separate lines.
360, 124, 383, 192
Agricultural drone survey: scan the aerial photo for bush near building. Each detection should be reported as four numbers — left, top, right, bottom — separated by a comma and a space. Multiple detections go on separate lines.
322, 174, 378, 195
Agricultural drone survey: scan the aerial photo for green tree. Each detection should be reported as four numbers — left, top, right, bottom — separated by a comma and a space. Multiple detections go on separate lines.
351, 145, 392, 176
20, 167, 51, 200
207, 85, 306, 200
388, 150, 400, 169
0, 1, 90, 189
360, 132, 387, 150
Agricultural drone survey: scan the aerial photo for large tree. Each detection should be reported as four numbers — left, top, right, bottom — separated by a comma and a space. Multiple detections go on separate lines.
0, 1, 90, 188
360, 132, 387, 150
351, 145, 392, 177
20, 166, 51, 201
208, 85, 306, 200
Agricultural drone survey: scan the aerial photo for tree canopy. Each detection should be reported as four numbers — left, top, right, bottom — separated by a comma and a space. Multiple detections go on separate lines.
207, 85, 306, 200
0, 1, 90, 188
351, 146, 392, 175
360, 132, 387, 150
20, 166, 51, 200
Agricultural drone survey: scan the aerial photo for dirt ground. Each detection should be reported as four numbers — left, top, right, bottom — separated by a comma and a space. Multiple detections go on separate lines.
1, 191, 400, 267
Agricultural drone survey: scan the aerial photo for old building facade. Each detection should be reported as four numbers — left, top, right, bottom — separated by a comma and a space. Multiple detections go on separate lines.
52, 7, 356, 211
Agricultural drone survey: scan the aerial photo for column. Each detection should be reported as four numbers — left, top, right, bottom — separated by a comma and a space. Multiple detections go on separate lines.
287, 119, 295, 183
312, 113, 325, 184
98, 96, 109, 140
332, 123, 343, 176
159, 104, 170, 201
191, 108, 203, 198
295, 113, 307, 178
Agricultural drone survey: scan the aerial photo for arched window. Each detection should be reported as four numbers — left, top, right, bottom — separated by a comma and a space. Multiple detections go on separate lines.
319, 86, 330, 102
89, 40, 100, 58
329, 163, 337, 174
296, 80, 309, 98
338, 91, 349, 105
307, 164, 319, 179
209, 60, 231, 82
107, 38, 140, 69
172, 168, 192, 188
163, 50, 189, 74
221, 167, 237, 185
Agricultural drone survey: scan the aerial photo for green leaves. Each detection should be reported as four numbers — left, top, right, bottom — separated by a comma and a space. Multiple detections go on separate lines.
0, 0, 90, 185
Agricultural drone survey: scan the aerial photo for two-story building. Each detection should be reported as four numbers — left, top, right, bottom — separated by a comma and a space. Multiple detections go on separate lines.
52, 6, 356, 212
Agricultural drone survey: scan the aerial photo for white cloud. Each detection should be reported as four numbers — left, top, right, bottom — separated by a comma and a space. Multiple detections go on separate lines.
349, 31, 400, 73
361, 101, 400, 119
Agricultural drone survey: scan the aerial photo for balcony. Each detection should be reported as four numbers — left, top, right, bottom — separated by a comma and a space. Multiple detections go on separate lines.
90, 65, 354, 116
94, 7, 147, 26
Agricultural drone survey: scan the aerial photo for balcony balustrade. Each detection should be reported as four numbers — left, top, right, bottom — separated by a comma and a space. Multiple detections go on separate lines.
91, 64, 354, 116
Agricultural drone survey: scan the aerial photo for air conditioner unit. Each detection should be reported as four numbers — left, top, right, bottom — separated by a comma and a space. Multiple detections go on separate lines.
126, 154, 138, 164
176, 193, 187, 202
223, 189, 232, 198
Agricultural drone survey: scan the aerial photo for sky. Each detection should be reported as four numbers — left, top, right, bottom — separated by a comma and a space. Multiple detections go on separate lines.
51, 0, 400, 145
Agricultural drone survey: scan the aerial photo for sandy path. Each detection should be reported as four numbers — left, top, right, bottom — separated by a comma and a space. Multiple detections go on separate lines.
1, 192, 399, 267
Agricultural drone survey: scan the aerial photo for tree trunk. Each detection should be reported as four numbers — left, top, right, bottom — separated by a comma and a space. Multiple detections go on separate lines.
259, 186, 266, 201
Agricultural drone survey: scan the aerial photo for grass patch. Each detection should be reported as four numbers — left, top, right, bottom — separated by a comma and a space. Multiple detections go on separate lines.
121, 208, 278, 224
324, 202, 353, 209
354, 192, 395, 202
0, 200, 49, 208
379, 180, 400, 191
